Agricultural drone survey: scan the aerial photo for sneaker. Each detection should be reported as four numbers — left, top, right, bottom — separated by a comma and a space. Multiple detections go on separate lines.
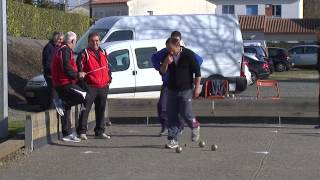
165, 140, 179, 149
159, 128, 168, 136
79, 134, 88, 140
62, 134, 81, 143
191, 121, 200, 142
53, 97, 64, 116
314, 125, 320, 129
95, 133, 111, 139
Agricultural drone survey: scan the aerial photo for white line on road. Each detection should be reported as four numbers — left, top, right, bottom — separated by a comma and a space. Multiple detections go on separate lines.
82, 151, 100, 154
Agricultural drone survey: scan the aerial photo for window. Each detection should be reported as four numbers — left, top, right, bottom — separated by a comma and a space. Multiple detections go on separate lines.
74, 29, 109, 53
244, 47, 257, 54
222, 5, 235, 14
305, 47, 318, 54
272, 5, 281, 17
246, 5, 258, 15
147, 10, 153, 15
108, 50, 130, 72
135, 47, 157, 69
106, 30, 133, 42
290, 47, 304, 54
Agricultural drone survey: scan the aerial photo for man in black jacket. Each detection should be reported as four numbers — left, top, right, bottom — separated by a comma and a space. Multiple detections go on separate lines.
42, 32, 64, 105
160, 37, 202, 149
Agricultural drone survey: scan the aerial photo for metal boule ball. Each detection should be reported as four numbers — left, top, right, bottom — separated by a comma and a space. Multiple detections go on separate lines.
199, 141, 206, 148
211, 144, 218, 151
176, 146, 183, 153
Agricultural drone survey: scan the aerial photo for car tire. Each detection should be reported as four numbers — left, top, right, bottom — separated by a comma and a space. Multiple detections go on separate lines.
275, 63, 286, 72
235, 77, 247, 92
250, 71, 258, 83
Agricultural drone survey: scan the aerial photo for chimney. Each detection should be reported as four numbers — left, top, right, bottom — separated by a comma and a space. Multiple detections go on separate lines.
265, 4, 272, 17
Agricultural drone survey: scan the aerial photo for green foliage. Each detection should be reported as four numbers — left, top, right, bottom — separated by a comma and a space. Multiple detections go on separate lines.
7, 0, 91, 40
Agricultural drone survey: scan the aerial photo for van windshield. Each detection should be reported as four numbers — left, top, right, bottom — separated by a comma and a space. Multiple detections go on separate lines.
74, 29, 108, 53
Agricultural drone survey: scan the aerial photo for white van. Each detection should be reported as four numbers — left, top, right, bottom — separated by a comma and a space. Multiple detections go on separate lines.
75, 14, 248, 94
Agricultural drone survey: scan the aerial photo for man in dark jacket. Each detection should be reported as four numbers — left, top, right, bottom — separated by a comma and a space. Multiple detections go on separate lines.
51, 31, 86, 143
160, 37, 202, 149
42, 32, 64, 103
76, 32, 112, 140
151, 31, 203, 136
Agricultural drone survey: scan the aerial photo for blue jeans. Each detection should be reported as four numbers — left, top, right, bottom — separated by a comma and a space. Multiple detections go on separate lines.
167, 89, 196, 141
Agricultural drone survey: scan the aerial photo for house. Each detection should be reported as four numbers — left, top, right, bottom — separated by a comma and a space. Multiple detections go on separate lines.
210, 0, 304, 19
239, 15, 320, 42
91, 0, 216, 19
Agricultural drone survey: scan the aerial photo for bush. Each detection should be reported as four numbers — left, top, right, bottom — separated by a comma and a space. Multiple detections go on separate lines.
7, 0, 91, 40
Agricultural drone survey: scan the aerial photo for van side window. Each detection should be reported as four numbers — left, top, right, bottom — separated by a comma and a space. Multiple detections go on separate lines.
108, 49, 130, 72
135, 47, 157, 69
106, 30, 133, 42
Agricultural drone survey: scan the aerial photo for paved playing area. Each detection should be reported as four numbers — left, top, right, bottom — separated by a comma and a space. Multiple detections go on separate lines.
1, 123, 320, 180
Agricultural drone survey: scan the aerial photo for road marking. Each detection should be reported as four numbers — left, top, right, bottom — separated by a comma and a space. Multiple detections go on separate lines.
254, 151, 269, 155
82, 151, 100, 154
270, 130, 278, 133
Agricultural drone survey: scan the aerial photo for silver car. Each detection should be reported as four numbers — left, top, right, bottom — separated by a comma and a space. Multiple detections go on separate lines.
288, 45, 319, 67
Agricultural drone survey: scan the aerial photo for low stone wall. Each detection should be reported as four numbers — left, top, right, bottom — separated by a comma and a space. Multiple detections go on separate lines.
25, 105, 96, 151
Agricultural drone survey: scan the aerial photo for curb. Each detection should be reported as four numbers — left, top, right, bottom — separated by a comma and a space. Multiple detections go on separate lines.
0, 139, 24, 160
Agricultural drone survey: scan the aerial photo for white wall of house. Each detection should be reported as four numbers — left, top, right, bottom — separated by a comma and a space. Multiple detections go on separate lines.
211, 0, 303, 18
127, 0, 216, 16
92, 4, 128, 19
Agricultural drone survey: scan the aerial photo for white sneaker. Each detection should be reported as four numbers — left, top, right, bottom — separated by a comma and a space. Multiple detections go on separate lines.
62, 134, 81, 143
95, 133, 111, 139
79, 134, 88, 140
165, 140, 179, 149
53, 97, 64, 116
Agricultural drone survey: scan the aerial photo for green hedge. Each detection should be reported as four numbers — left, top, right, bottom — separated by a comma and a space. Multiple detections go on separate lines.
7, 0, 91, 39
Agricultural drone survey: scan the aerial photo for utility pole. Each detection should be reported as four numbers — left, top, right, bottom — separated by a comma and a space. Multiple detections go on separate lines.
0, 0, 8, 139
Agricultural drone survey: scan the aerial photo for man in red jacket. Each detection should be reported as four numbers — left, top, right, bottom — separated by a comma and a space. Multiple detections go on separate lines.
76, 32, 112, 140
51, 31, 87, 143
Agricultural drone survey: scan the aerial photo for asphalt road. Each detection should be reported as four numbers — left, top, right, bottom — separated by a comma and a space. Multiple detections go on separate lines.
1, 123, 320, 180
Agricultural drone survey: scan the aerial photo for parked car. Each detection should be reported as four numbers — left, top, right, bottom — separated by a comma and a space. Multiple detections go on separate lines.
288, 45, 319, 67
24, 74, 50, 109
243, 53, 270, 83
268, 47, 293, 72
25, 14, 249, 107
244, 45, 274, 73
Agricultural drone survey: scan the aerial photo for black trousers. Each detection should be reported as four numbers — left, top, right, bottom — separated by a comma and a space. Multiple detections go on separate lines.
77, 85, 108, 135
56, 84, 86, 136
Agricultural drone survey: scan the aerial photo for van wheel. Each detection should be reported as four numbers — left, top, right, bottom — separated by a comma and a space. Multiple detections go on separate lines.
275, 63, 286, 72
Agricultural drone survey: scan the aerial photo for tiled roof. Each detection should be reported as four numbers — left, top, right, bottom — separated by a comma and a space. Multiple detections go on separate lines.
239, 15, 320, 34
91, 0, 128, 5
239, 15, 266, 31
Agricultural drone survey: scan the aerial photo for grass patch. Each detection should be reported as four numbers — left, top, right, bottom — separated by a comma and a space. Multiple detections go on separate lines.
8, 120, 24, 135
270, 69, 319, 80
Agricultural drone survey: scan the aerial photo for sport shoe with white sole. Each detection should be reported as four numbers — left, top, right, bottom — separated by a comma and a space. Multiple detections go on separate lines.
62, 134, 81, 143
95, 133, 111, 139
79, 134, 88, 140
165, 140, 179, 149
53, 97, 64, 117
191, 121, 200, 142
